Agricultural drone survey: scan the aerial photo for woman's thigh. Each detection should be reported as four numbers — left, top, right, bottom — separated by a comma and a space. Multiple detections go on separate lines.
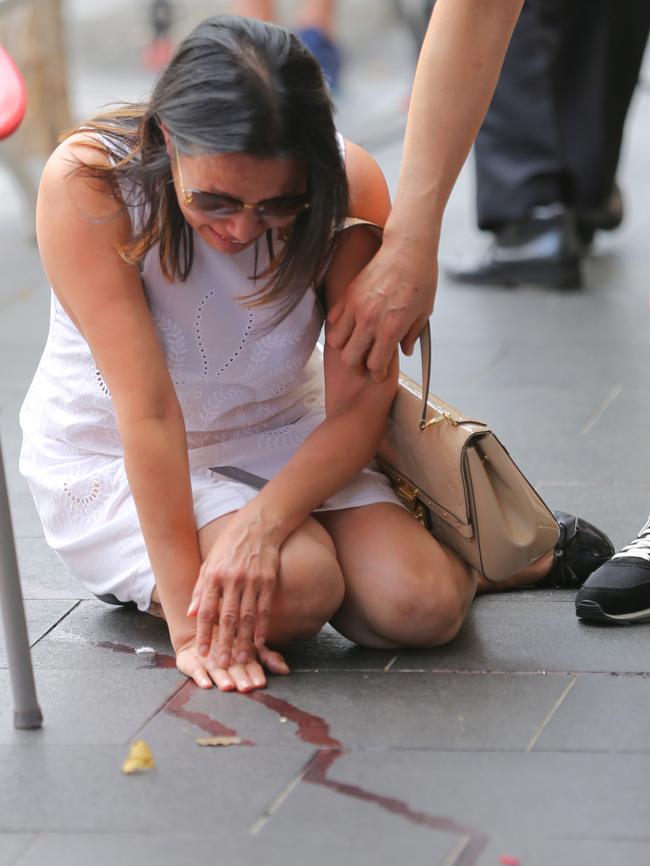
197, 511, 345, 646
316, 503, 477, 649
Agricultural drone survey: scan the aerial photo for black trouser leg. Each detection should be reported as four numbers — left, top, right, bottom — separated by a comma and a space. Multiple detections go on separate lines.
475, 0, 567, 230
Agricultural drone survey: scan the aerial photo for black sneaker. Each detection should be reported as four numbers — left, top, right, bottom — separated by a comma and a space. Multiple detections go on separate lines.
575, 517, 650, 623
535, 511, 614, 589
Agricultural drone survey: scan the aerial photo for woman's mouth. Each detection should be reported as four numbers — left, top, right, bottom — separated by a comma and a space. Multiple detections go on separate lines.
207, 226, 249, 251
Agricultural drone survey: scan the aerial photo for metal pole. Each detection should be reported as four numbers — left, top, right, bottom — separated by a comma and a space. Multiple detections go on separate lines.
0, 438, 42, 729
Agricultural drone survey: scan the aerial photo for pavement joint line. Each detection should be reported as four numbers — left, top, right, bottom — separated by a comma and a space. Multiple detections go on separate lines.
580, 383, 624, 435
525, 676, 577, 752
383, 652, 400, 672
248, 752, 316, 836
132, 679, 187, 743
27, 599, 82, 649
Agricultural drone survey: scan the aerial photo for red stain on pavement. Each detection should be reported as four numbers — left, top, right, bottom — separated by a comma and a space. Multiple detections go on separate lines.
95, 640, 176, 668
165, 685, 254, 746
245, 691, 340, 748
244, 691, 488, 864
95, 641, 487, 861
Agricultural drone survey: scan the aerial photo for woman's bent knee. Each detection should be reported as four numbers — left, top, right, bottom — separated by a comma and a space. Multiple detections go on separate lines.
365, 561, 473, 649
268, 522, 345, 645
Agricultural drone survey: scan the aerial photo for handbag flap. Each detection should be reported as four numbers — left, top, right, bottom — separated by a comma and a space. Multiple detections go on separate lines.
377, 371, 488, 532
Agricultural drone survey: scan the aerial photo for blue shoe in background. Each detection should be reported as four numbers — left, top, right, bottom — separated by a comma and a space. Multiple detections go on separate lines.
297, 27, 342, 92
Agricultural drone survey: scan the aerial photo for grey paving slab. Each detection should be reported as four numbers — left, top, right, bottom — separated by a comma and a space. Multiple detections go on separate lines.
483, 338, 650, 390
267, 750, 650, 851
0, 835, 34, 866
0, 739, 310, 834
14, 834, 250, 866
0, 599, 78, 668
0, 668, 181, 746
483, 836, 650, 866
28, 600, 174, 670
393, 597, 650, 674
184, 671, 573, 752
14, 537, 93, 600
12, 828, 448, 866
532, 673, 650, 753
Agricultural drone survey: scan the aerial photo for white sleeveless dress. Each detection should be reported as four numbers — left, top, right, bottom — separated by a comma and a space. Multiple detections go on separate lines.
19, 187, 401, 611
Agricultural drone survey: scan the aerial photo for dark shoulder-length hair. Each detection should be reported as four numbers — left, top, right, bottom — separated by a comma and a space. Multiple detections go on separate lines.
64, 15, 349, 315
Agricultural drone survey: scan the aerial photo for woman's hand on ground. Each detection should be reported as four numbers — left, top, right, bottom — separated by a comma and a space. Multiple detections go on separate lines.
176, 638, 289, 692
187, 511, 281, 667
326, 237, 437, 382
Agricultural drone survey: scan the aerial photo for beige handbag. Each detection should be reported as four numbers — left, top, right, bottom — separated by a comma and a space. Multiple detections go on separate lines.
376, 324, 560, 582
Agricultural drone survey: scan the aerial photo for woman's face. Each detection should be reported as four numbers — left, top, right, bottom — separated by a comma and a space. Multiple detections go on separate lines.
171, 149, 308, 255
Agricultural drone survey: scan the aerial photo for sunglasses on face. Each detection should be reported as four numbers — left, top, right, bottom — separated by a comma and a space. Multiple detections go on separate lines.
174, 146, 310, 219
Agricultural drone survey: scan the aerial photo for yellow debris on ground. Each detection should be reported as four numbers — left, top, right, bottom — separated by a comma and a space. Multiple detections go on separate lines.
122, 739, 155, 774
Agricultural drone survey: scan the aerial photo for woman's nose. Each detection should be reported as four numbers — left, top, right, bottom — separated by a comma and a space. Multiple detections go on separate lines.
224, 208, 263, 242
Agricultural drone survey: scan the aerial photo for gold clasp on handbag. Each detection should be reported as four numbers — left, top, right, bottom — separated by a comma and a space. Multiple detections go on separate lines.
420, 411, 487, 431
394, 479, 430, 528
396, 479, 420, 505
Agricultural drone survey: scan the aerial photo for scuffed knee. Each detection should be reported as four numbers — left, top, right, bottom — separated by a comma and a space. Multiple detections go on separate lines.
375, 569, 470, 649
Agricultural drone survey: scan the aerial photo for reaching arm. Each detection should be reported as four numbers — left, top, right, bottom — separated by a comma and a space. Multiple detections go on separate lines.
327, 0, 524, 378
36, 136, 200, 652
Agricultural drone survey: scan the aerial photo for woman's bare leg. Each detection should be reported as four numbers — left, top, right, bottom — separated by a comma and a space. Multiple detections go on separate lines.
317, 503, 477, 649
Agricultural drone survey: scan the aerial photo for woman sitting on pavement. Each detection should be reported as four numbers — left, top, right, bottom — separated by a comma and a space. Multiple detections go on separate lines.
20, 16, 613, 693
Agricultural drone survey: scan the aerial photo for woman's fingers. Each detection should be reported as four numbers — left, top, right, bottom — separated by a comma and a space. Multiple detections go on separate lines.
258, 644, 290, 675
196, 585, 222, 657
215, 585, 242, 668
190, 662, 212, 690
235, 586, 258, 664
253, 579, 274, 650
209, 666, 236, 692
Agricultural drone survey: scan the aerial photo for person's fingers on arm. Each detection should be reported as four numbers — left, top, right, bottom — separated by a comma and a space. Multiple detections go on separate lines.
365, 326, 403, 383
400, 315, 429, 357
215, 582, 242, 668
235, 585, 258, 665
326, 302, 356, 350
340, 321, 376, 369
257, 644, 290, 676
195, 585, 221, 657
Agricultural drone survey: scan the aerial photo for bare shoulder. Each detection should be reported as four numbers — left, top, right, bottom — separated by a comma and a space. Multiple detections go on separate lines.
343, 139, 391, 226
39, 132, 124, 224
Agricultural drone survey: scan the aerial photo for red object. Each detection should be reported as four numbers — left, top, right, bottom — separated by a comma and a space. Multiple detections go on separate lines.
0, 45, 27, 140
499, 857, 521, 866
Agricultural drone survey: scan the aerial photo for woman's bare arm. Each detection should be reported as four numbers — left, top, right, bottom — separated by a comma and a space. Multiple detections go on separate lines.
36, 136, 200, 651
327, 0, 524, 378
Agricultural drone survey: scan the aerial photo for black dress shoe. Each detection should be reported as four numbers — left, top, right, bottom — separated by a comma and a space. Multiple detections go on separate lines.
446, 204, 583, 289
536, 511, 614, 589
576, 182, 624, 245
576, 517, 650, 623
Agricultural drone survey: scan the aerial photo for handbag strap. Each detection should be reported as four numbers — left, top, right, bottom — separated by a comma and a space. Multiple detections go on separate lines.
418, 323, 433, 431
416, 323, 487, 432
